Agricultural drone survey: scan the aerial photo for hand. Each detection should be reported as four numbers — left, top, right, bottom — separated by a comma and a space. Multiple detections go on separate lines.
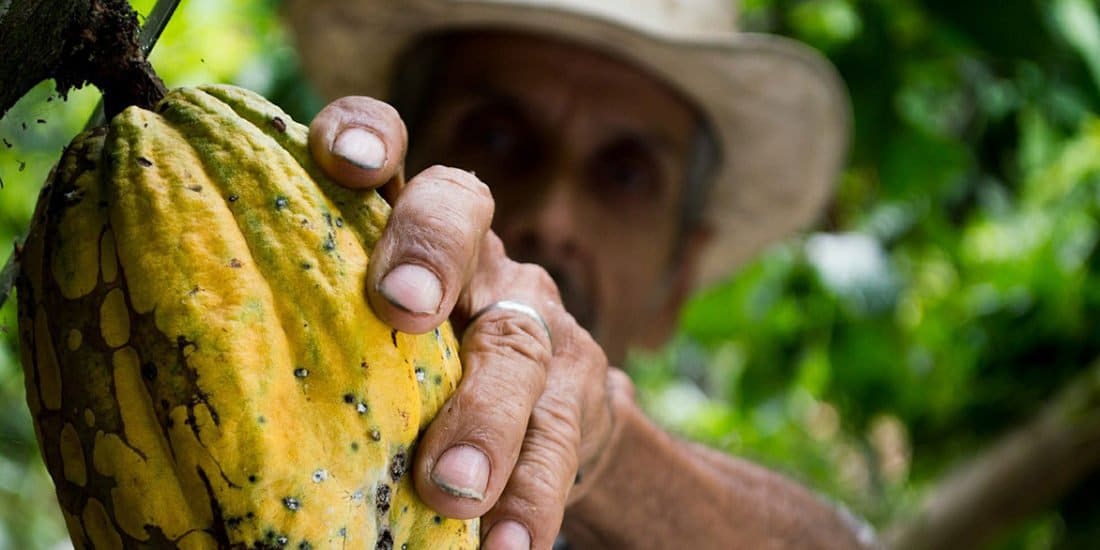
309, 97, 631, 549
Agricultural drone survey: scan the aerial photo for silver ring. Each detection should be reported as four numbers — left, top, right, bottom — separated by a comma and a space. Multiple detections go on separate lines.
469, 300, 552, 347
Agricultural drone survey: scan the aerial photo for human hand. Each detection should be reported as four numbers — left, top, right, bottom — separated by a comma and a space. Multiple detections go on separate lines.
309, 96, 631, 550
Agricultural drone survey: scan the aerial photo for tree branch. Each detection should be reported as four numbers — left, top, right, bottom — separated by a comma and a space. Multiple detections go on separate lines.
887, 361, 1100, 549
0, 0, 164, 121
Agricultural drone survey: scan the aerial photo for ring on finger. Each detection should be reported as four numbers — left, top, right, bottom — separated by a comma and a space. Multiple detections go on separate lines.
468, 300, 552, 348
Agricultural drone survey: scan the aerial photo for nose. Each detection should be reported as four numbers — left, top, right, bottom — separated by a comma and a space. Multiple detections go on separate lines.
497, 176, 581, 262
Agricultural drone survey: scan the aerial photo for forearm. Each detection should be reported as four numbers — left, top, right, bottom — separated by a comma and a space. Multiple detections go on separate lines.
562, 390, 877, 549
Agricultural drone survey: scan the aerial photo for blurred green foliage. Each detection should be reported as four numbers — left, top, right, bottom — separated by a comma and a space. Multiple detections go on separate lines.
1, 0, 1099, 548
637, 0, 1100, 548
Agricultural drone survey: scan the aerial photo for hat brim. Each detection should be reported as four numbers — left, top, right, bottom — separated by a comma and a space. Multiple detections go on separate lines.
286, 0, 851, 288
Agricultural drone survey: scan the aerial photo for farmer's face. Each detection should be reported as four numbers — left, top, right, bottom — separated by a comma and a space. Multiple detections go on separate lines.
406, 32, 708, 364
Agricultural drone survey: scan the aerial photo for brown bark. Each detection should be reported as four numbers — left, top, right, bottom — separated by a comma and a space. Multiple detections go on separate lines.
0, 0, 164, 121
886, 361, 1100, 549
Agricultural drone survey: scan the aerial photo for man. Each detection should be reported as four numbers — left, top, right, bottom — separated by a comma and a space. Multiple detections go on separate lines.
288, 0, 871, 548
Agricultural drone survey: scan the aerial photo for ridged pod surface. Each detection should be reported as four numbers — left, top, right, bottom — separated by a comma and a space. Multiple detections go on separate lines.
16, 85, 478, 549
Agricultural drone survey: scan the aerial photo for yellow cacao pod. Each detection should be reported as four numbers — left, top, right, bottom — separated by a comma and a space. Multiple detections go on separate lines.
16, 85, 478, 549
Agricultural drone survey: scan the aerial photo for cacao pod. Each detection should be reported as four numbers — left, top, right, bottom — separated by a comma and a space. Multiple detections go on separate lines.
16, 85, 478, 549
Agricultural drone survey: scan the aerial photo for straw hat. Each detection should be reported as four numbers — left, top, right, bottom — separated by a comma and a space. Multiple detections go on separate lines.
285, 0, 850, 288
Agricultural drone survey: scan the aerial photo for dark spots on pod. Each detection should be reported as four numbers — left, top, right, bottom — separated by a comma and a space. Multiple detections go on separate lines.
259, 531, 289, 547
433, 374, 442, 386
370, 428, 381, 442
361, 360, 369, 370
187, 286, 201, 297
337, 527, 347, 538
323, 212, 333, 227
343, 393, 355, 404
229, 258, 243, 268
176, 335, 198, 356
415, 367, 425, 383
187, 184, 203, 193
275, 196, 289, 210
301, 262, 312, 270
391, 329, 398, 347
249, 474, 258, 483
390, 451, 408, 481
433, 327, 441, 340
18, 160, 25, 172
433, 515, 442, 524
20, 122, 25, 130
322, 232, 337, 252
258, 416, 266, 424
376, 529, 393, 550
2, 138, 11, 148
312, 469, 328, 483
356, 401, 369, 414
376, 483, 391, 514
36, 118, 46, 124
137, 157, 153, 167
271, 116, 287, 133
335, 217, 344, 227
226, 516, 242, 529
351, 442, 359, 452
283, 496, 301, 511
294, 367, 309, 378
141, 362, 157, 381
298, 542, 312, 550
444, 345, 452, 359
228, 194, 240, 202
62, 188, 83, 205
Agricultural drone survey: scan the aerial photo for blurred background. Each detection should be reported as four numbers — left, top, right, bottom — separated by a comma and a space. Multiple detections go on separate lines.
1, 0, 1099, 548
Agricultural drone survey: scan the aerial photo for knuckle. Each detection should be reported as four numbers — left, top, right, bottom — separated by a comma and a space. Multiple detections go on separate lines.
412, 165, 495, 229
466, 312, 552, 368
424, 165, 494, 202
518, 262, 557, 295
403, 209, 468, 259
530, 397, 582, 452
330, 95, 396, 119
449, 387, 530, 437
554, 316, 606, 368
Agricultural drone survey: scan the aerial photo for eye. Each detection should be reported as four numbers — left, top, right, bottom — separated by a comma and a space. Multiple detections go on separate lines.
450, 101, 537, 173
589, 138, 662, 200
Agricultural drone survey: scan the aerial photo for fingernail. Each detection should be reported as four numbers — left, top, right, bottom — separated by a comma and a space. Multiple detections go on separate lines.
379, 264, 442, 315
333, 127, 386, 170
485, 520, 531, 550
431, 445, 490, 501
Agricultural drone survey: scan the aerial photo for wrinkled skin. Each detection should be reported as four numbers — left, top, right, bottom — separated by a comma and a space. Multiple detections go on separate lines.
308, 33, 703, 548
309, 32, 873, 550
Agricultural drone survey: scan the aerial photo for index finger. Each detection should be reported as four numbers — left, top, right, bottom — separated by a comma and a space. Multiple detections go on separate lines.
308, 96, 408, 192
